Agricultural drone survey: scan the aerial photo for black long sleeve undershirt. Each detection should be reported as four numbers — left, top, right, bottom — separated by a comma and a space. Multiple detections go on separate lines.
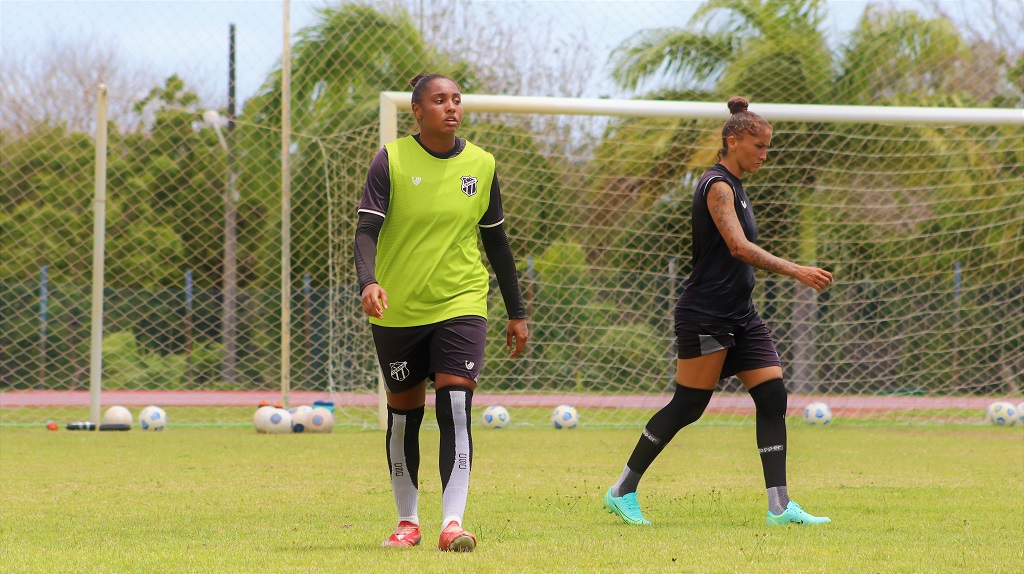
352, 212, 527, 320
353, 213, 383, 293
480, 224, 528, 320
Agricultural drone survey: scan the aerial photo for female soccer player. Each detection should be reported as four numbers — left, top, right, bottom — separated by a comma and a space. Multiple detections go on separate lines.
354, 73, 529, 551
604, 97, 832, 527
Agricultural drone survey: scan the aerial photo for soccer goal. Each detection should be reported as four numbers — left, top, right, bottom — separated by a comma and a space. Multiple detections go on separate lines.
326, 93, 1023, 428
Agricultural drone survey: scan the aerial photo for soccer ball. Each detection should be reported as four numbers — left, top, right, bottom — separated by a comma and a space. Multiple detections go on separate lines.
307, 407, 335, 433
551, 405, 579, 429
102, 405, 132, 426
138, 406, 167, 431
481, 405, 511, 429
288, 405, 314, 432
803, 402, 832, 425
253, 405, 276, 433
265, 408, 293, 434
985, 401, 1017, 426
1017, 403, 1024, 426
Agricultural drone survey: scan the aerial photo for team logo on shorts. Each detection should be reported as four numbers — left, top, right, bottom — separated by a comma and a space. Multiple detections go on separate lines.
390, 361, 410, 381
460, 175, 478, 197
465, 361, 475, 370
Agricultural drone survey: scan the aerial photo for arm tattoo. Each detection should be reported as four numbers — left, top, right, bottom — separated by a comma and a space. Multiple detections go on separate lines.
708, 182, 795, 277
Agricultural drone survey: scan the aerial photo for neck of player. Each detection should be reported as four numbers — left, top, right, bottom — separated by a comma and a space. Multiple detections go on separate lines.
418, 131, 458, 156
720, 156, 745, 178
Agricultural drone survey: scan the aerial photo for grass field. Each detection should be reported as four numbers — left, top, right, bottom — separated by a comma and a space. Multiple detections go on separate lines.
1, 419, 1021, 573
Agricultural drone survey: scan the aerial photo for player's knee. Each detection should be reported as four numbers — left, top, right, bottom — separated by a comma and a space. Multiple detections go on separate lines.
666, 385, 714, 427
749, 377, 787, 416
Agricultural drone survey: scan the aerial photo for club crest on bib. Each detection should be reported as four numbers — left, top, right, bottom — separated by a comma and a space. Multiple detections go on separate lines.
460, 175, 478, 197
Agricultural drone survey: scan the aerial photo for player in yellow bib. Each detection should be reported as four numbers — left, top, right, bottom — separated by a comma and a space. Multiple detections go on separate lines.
354, 73, 529, 552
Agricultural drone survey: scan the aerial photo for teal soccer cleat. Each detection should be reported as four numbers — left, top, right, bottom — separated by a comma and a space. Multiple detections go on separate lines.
604, 487, 652, 525
766, 501, 831, 526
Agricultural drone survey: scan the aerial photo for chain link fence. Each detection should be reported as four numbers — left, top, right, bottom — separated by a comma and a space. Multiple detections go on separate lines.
2, 0, 1022, 426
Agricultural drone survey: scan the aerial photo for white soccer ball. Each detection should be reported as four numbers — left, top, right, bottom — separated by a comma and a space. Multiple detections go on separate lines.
253, 405, 276, 433
985, 401, 1017, 426
803, 402, 832, 425
307, 407, 335, 433
288, 405, 314, 433
102, 405, 132, 426
481, 405, 511, 429
265, 408, 293, 434
138, 405, 167, 431
551, 405, 579, 429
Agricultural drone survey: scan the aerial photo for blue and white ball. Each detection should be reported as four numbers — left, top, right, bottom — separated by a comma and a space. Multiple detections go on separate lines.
307, 407, 335, 433
265, 408, 293, 434
481, 405, 511, 429
253, 406, 276, 433
551, 405, 579, 429
1017, 403, 1024, 426
803, 402, 832, 425
138, 405, 167, 431
288, 405, 314, 432
985, 401, 1017, 426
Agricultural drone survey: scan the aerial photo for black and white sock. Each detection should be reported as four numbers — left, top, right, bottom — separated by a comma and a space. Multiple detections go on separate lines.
436, 385, 473, 528
386, 405, 423, 524
748, 378, 790, 514
612, 385, 713, 497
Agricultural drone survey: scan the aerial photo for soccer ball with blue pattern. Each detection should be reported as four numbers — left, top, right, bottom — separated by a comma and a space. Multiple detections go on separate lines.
985, 401, 1017, 426
803, 402, 832, 425
481, 405, 510, 429
306, 407, 334, 433
551, 405, 579, 429
288, 405, 314, 432
138, 405, 167, 431
265, 408, 293, 434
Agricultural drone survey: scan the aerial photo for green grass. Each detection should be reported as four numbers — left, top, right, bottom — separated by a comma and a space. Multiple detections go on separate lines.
1, 423, 1021, 573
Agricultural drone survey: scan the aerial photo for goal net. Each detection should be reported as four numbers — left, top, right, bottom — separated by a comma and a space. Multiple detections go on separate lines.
326, 94, 1023, 427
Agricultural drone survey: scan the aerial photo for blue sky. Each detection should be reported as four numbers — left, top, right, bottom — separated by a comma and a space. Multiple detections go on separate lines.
0, 0, 985, 110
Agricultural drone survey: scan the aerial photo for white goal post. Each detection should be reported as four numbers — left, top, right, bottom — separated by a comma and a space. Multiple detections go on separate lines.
381, 92, 1023, 145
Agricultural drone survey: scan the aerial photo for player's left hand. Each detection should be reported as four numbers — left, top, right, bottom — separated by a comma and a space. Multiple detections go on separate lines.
506, 318, 529, 358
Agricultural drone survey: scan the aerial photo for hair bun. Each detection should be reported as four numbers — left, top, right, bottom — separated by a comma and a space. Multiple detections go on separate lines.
410, 73, 429, 89
727, 97, 749, 115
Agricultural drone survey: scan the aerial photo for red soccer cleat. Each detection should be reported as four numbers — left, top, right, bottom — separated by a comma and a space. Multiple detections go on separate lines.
438, 520, 477, 552
381, 520, 422, 547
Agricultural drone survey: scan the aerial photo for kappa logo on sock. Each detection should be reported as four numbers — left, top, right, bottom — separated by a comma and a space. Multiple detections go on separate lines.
641, 428, 663, 446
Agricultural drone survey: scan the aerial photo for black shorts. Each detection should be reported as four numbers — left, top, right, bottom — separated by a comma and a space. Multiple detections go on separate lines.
371, 315, 487, 394
675, 313, 781, 380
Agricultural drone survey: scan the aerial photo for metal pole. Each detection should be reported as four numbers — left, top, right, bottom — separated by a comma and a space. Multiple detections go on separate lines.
222, 23, 239, 385
89, 84, 108, 425
376, 92, 399, 430
281, 0, 293, 407
185, 269, 195, 387
38, 265, 48, 388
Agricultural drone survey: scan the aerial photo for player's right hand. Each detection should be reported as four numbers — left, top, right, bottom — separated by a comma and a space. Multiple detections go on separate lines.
795, 266, 834, 292
360, 283, 388, 318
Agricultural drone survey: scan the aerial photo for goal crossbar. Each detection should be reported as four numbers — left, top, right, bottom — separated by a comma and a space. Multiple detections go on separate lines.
380, 91, 1024, 146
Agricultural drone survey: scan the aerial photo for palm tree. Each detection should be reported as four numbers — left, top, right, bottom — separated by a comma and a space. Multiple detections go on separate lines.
610, 0, 832, 104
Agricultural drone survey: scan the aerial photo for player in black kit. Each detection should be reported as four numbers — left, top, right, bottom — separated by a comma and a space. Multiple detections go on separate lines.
604, 97, 833, 527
